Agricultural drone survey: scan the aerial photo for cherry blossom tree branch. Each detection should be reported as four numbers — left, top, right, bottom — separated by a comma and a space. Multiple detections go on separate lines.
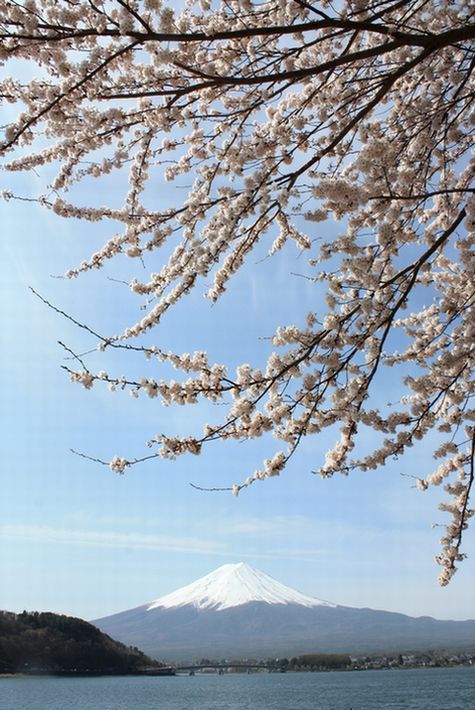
2, 0, 474, 584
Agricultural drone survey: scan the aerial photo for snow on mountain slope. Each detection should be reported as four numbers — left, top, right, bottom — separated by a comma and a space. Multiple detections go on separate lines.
147, 562, 336, 611
93, 563, 475, 660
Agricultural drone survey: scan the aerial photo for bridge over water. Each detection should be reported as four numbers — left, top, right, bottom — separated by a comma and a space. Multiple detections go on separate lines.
175, 663, 286, 675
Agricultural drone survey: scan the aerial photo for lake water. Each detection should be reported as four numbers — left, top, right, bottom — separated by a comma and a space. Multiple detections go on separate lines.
1, 667, 473, 709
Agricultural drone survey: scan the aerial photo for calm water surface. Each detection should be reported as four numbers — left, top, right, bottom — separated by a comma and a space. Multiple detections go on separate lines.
1, 667, 473, 709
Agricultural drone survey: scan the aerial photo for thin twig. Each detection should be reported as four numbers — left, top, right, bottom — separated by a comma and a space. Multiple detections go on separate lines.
189, 482, 233, 492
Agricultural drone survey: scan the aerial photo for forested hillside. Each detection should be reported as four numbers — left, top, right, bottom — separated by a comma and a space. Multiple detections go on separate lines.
0, 611, 161, 674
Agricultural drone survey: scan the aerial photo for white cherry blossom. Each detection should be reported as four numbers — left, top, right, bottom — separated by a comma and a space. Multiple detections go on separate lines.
1, 0, 474, 584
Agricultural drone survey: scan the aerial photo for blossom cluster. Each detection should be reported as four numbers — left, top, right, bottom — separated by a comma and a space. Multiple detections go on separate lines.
1, 0, 474, 584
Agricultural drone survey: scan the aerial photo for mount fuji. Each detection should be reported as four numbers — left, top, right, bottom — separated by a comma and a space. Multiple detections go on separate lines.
93, 563, 475, 661
146, 562, 335, 612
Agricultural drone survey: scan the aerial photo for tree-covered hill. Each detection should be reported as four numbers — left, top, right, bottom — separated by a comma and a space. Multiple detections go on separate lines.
0, 611, 163, 674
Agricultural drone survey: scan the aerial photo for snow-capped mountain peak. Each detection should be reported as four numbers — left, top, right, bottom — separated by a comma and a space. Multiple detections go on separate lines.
94, 563, 475, 661
146, 562, 335, 611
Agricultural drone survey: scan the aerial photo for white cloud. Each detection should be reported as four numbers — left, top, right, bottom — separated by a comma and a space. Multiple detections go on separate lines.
1, 523, 226, 555
1, 521, 326, 563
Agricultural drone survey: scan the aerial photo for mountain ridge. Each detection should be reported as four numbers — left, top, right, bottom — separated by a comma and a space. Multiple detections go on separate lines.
93, 563, 475, 661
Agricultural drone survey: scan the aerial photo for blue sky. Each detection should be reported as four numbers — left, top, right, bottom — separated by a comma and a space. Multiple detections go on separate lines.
1, 152, 475, 626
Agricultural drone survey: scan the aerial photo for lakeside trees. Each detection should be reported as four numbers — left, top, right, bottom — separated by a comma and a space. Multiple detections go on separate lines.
0, 611, 160, 673
0, 1, 474, 583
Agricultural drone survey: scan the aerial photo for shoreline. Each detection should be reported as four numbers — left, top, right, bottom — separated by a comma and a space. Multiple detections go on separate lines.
0, 668, 176, 678
1, 664, 473, 679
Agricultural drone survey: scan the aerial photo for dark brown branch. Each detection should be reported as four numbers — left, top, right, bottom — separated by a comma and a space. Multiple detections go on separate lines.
382, 208, 466, 287
5, 18, 474, 46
